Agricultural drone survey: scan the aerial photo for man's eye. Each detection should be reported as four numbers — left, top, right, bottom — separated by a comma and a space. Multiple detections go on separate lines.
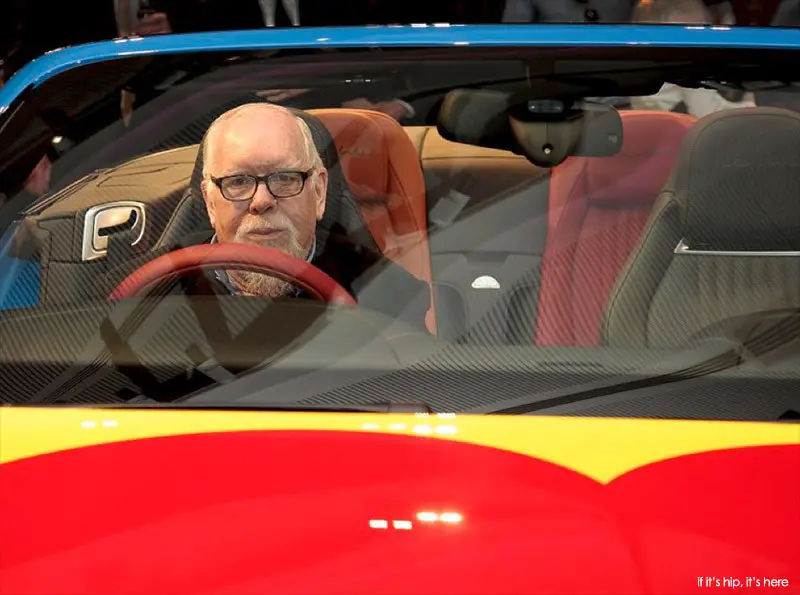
272, 173, 297, 184
227, 176, 252, 188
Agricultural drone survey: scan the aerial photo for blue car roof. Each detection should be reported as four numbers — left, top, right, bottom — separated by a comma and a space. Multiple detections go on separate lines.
1, 24, 798, 112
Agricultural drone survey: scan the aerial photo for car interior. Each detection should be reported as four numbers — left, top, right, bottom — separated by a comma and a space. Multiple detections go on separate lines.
1, 52, 799, 419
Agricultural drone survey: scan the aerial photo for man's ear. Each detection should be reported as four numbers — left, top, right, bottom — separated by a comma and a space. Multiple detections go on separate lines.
200, 179, 216, 228
314, 168, 328, 221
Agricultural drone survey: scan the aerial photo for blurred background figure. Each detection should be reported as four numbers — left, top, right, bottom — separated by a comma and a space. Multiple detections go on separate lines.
728, 0, 783, 25
1, 0, 118, 81
114, 0, 141, 35
128, 1, 173, 35
1, 1, 177, 81
0, 0, 121, 198
630, 0, 756, 117
702, 0, 736, 24
258, 0, 301, 26
143, 1, 265, 33
632, 0, 699, 20
502, 0, 635, 23
501, 0, 734, 24
771, 0, 800, 26
0, 0, 176, 198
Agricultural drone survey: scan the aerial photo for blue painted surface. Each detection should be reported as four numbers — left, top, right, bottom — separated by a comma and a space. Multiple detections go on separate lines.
1, 25, 800, 111
0, 258, 40, 311
0, 224, 41, 311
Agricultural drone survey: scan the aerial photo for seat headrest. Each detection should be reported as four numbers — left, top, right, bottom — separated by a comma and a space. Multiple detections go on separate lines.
309, 108, 420, 206
583, 111, 696, 205
669, 107, 800, 252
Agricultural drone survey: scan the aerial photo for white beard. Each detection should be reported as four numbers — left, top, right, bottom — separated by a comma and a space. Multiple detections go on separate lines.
227, 216, 309, 298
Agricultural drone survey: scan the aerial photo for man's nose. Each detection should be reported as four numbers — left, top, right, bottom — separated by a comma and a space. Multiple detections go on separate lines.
248, 180, 277, 214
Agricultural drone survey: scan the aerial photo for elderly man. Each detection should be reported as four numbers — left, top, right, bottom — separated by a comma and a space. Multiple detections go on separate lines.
200, 103, 327, 298
194, 102, 430, 329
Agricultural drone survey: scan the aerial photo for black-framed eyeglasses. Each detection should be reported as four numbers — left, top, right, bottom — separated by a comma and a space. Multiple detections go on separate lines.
209, 170, 314, 202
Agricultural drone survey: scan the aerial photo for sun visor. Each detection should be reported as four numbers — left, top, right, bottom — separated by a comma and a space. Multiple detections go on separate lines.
437, 89, 623, 167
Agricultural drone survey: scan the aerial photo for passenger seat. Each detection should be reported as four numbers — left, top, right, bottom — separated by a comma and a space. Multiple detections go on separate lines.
536, 111, 696, 347
603, 107, 800, 348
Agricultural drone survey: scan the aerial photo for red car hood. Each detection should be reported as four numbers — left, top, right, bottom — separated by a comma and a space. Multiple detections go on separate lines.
1, 408, 798, 595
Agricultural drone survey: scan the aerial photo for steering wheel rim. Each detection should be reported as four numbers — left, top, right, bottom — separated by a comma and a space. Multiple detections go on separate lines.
108, 243, 357, 306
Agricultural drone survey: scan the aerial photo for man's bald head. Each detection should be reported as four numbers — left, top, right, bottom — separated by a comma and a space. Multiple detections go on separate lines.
202, 103, 322, 176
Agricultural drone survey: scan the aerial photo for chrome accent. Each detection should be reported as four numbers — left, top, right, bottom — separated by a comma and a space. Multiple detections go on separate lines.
471, 275, 501, 290
81, 201, 146, 261
674, 238, 800, 257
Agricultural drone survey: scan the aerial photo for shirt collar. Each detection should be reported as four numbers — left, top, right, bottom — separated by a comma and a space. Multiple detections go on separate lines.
209, 234, 316, 295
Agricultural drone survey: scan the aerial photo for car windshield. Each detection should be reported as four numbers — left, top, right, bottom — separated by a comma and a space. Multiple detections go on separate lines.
1, 39, 799, 420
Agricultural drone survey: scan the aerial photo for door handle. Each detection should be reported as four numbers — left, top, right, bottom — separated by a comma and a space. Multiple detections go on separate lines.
82, 201, 146, 261
96, 207, 138, 236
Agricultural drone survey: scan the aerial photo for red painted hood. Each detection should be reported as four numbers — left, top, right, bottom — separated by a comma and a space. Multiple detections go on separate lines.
0, 409, 798, 595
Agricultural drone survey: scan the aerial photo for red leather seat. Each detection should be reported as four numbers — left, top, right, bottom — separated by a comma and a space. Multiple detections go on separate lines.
309, 108, 435, 332
535, 111, 696, 347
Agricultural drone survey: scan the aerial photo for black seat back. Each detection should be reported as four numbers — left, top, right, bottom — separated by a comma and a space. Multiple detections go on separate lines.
602, 107, 800, 348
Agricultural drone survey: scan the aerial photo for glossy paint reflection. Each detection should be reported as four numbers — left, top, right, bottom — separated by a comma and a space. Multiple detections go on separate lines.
1, 429, 797, 594
367, 511, 464, 530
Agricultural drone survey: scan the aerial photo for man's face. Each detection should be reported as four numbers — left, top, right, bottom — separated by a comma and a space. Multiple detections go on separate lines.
201, 107, 327, 296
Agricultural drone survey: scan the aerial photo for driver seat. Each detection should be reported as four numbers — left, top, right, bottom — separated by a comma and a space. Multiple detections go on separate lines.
601, 107, 800, 348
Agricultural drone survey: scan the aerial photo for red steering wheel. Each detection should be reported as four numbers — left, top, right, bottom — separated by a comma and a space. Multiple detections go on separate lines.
108, 242, 357, 306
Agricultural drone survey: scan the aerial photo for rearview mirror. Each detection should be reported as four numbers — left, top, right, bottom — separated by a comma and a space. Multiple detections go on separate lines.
437, 88, 623, 167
